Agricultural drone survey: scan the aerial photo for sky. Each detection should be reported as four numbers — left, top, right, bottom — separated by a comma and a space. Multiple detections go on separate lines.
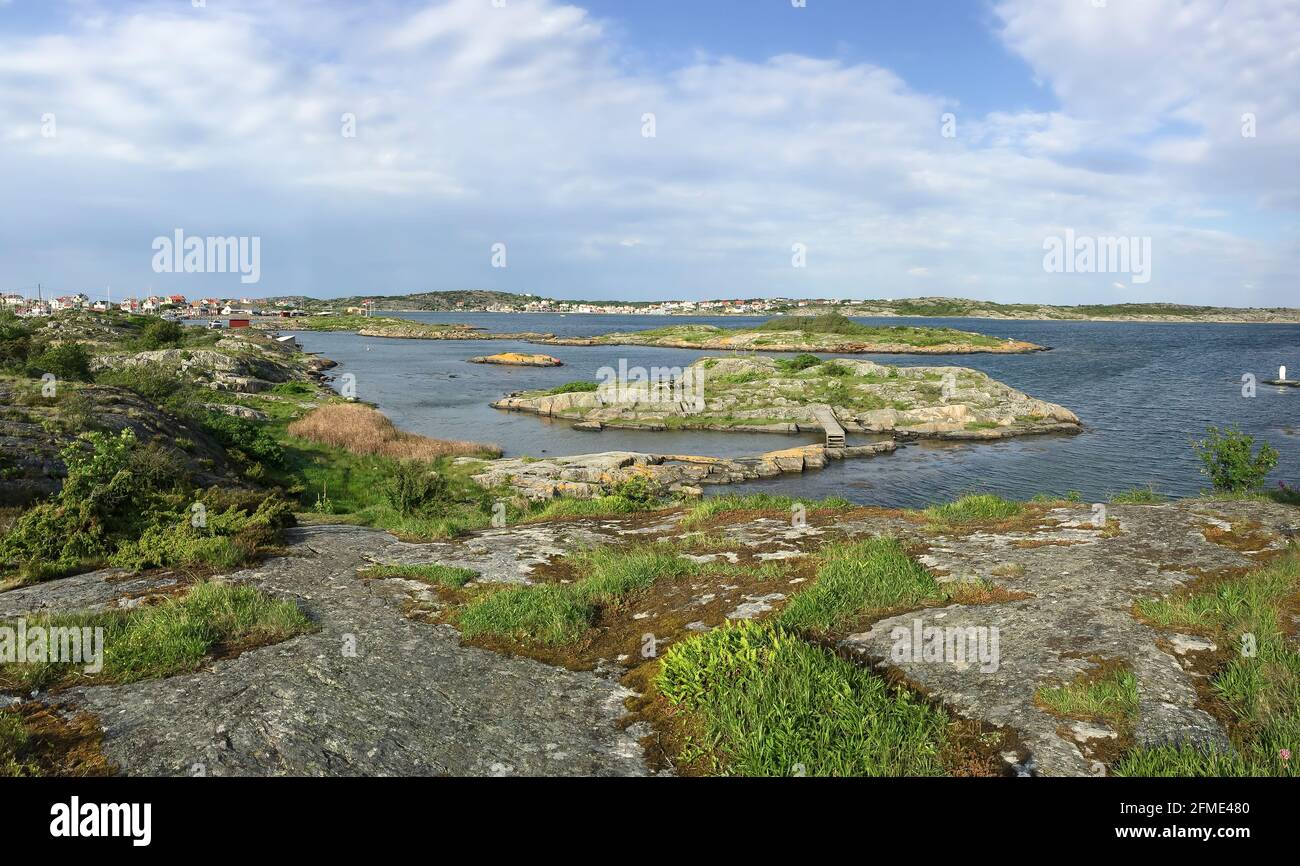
0, 0, 1296, 305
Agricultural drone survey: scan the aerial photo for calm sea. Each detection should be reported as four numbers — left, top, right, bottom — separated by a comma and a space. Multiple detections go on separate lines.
287, 313, 1299, 509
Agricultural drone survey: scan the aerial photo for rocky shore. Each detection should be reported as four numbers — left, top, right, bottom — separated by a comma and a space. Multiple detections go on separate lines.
467, 444, 896, 500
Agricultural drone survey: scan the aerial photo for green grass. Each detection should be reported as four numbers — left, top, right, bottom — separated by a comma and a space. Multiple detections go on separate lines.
1119, 550, 1300, 777
1113, 744, 1260, 777
777, 537, 939, 633
543, 380, 600, 396
457, 544, 700, 645
0, 582, 313, 692
279, 434, 495, 538
923, 493, 1023, 525
1109, 486, 1165, 504
680, 493, 853, 527
360, 563, 478, 588
657, 620, 949, 776
0, 712, 37, 777
1035, 664, 1139, 726
522, 494, 659, 522
626, 313, 1005, 349
751, 312, 1003, 347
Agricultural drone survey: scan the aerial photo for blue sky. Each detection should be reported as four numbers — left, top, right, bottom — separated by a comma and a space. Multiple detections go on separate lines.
581, 0, 1053, 116
0, 0, 1296, 305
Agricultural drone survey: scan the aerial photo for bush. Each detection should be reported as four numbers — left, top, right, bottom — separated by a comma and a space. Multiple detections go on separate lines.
95, 365, 185, 403
774, 353, 823, 373
382, 460, 449, 515
0, 310, 33, 370
1, 430, 144, 571
0, 429, 291, 579
611, 474, 658, 507
25, 342, 91, 382
202, 411, 285, 470
1194, 426, 1279, 493
134, 319, 184, 350
61, 428, 138, 501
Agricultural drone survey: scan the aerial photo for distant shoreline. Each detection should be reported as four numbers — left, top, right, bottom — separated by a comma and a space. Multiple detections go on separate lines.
313, 309, 1300, 325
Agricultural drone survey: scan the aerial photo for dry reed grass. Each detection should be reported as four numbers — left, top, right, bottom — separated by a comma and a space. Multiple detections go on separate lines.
287, 403, 500, 460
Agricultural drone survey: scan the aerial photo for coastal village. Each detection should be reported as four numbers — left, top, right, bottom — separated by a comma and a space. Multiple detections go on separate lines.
1, 290, 857, 320
0, 291, 304, 320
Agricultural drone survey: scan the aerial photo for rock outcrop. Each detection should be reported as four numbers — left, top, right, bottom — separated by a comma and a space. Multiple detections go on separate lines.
0, 379, 238, 506
1, 526, 650, 776
89, 329, 327, 393
467, 443, 895, 500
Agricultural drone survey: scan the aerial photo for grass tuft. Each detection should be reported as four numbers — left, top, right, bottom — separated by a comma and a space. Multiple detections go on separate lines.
657, 620, 949, 776
457, 544, 699, 645
680, 493, 852, 528
1109, 486, 1165, 504
923, 493, 1023, 525
0, 712, 36, 777
1120, 550, 1300, 777
777, 537, 939, 633
0, 582, 313, 692
1035, 663, 1139, 726
360, 563, 478, 588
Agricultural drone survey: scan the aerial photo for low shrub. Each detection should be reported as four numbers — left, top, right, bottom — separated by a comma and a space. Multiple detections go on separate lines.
774, 353, 824, 373
202, 411, 285, 469
25, 343, 91, 382
1194, 426, 1279, 493
382, 460, 450, 515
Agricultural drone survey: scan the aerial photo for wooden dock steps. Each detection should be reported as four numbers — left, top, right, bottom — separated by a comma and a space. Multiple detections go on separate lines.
811, 405, 846, 449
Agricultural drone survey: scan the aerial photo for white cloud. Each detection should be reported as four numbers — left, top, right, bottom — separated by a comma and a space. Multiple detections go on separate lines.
0, 0, 1294, 304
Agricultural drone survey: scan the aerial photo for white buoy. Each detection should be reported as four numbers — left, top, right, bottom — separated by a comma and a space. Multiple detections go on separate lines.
1282, 365, 1289, 381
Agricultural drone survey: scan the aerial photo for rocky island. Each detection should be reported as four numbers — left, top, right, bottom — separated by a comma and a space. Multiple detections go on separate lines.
492, 355, 1080, 439
288, 312, 1044, 355
540, 313, 1045, 354
468, 353, 563, 367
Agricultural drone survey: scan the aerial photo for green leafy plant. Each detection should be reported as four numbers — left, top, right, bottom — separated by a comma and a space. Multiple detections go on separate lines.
133, 319, 184, 350
773, 353, 823, 373
202, 411, 285, 470
1194, 426, 1279, 493
25, 342, 92, 382
382, 460, 449, 515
